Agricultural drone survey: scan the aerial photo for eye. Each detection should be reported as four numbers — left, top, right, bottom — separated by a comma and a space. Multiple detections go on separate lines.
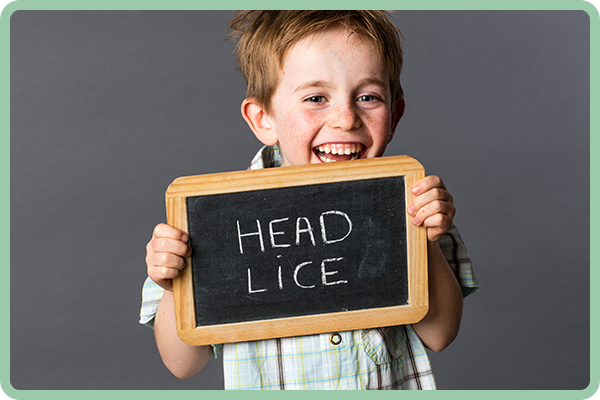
304, 95, 326, 103
357, 95, 380, 102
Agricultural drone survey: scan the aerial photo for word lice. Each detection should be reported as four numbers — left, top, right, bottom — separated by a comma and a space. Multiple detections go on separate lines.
236, 210, 353, 294
247, 257, 348, 294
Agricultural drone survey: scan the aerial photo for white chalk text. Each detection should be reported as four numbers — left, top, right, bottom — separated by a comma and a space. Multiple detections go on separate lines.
237, 211, 352, 294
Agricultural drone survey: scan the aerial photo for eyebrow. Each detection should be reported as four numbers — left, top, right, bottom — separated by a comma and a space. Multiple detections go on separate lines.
293, 78, 388, 93
293, 80, 333, 93
356, 78, 388, 90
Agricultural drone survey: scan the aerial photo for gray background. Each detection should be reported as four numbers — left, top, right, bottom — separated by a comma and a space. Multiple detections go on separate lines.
10, 10, 590, 390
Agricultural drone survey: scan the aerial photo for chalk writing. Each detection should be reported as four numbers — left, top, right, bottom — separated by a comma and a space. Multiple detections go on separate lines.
269, 218, 291, 248
237, 220, 264, 254
237, 210, 353, 254
238, 210, 353, 294
246, 257, 348, 293
320, 211, 353, 244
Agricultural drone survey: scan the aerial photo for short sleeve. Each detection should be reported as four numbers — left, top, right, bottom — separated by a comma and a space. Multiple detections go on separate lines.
436, 225, 480, 298
139, 277, 164, 328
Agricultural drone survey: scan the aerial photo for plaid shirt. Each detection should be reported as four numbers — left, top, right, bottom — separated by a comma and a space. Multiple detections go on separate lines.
140, 145, 479, 390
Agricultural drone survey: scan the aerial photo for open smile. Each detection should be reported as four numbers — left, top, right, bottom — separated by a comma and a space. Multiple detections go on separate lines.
313, 143, 365, 163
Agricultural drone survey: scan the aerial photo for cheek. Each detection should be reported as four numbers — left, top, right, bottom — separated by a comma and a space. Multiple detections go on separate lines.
281, 110, 322, 148
365, 111, 393, 141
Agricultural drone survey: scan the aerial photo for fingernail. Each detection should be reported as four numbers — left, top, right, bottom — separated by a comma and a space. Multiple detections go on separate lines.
412, 217, 420, 226
408, 205, 415, 215
181, 233, 189, 242
411, 186, 420, 195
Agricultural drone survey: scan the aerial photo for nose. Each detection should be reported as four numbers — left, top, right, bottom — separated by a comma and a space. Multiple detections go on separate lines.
328, 102, 362, 131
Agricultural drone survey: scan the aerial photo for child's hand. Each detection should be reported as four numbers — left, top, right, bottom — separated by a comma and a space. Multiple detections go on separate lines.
146, 223, 192, 291
407, 176, 455, 243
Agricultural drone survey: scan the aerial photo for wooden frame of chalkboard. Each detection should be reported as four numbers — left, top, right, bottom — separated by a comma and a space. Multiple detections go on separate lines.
166, 155, 427, 346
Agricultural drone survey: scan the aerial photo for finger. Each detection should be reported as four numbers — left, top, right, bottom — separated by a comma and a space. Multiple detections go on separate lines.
152, 223, 189, 242
410, 200, 455, 226
408, 188, 454, 217
151, 265, 183, 281
410, 175, 447, 196
148, 251, 187, 271
425, 228, 446, 244
148, 267, 181, 291
421, 214, 453, 242
422, 213, 452, 230
151, 278, 173, 291
146, 253, 187, 290
147, 236, 191, 258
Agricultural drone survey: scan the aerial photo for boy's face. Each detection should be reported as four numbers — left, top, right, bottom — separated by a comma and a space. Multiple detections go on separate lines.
244, 26, 404, 167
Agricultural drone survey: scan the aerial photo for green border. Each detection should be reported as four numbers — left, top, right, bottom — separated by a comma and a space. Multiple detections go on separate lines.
1, 1, 597, 399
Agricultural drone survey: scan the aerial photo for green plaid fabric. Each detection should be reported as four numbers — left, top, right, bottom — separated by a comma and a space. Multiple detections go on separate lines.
140, 145, 479, 390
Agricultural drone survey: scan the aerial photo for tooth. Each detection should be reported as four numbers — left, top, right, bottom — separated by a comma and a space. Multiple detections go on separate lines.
325, 147, 331, 154
344, 148, 352, 155
331, 148, 338, 155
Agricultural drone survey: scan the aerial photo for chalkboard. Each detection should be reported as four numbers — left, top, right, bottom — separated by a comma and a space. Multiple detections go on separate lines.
166, 155, 428, 346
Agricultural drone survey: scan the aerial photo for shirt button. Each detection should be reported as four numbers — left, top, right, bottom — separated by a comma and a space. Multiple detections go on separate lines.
330, 333, 342, 345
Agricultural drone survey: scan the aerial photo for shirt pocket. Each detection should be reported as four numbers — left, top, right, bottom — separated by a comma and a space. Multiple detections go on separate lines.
361, 326, 406, 365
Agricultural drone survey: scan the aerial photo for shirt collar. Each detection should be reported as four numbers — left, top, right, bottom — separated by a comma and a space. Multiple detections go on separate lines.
248, 144, 282, 170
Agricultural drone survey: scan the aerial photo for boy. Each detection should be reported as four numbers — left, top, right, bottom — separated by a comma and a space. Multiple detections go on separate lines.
140, 11, 478, 390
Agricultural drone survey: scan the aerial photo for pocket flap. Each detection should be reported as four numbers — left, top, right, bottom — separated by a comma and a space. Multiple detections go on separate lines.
361, 326, 405, 365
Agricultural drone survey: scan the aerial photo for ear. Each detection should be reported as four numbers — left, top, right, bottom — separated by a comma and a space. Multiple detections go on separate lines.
387, 97, 405, 143
241, 98, 278, 146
